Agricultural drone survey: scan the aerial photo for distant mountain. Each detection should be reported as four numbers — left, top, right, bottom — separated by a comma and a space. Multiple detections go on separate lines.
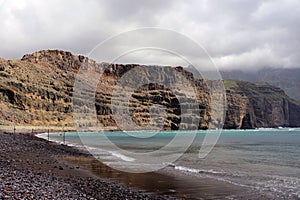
221, 68, 300, 102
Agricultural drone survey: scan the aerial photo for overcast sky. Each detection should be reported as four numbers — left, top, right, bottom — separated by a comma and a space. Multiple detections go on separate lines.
0, 0, 299, 71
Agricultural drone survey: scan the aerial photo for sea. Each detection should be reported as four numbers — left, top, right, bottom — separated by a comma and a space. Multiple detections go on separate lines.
37, 128, 300, 199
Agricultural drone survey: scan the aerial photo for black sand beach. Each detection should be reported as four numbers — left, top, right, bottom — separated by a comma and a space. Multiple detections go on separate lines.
0, 130, 176, 199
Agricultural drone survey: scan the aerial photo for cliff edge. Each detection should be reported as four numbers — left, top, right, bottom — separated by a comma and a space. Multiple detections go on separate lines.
0, 50, 299, 129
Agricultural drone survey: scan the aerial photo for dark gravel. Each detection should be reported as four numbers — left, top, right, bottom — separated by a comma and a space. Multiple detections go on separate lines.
0, 131, 177, 200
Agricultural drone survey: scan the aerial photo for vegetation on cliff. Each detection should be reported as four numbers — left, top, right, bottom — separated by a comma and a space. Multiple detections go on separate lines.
224, 80, 300, 128
0, 50, 299, 129
221, 68, 300, 102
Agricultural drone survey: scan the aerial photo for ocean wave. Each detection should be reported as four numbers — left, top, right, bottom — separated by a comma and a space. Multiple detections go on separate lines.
108, 151, 135, 162
36, 132, 48, 140
36, 133, 135, 162
167, 163, 225, 175
167, 163, 300, 198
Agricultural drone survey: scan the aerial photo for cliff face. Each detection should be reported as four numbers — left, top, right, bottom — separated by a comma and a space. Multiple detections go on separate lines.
224, 80, 300, 128
0, 50, 211, 129
0, 50, 299, 129
0, 51, 77, 126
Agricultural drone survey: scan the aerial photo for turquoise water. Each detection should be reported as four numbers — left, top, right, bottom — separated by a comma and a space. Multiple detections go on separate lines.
37, 128, 300, 199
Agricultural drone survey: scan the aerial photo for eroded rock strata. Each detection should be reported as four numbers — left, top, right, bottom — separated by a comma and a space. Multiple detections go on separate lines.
224, 80, 300, 128
0, 50, 299, 129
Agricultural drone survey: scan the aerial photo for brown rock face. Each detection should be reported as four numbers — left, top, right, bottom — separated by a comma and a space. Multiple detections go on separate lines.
224, 80, 300, 128
74, 62, 212, 130
224, 91, 248, 129
0, 50, 299, 129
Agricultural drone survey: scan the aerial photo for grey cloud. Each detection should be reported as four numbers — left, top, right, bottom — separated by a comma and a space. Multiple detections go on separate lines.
0, 0, 299, 71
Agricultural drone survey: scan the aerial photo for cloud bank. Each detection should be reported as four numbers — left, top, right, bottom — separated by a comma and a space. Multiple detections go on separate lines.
0, 0, 299, 71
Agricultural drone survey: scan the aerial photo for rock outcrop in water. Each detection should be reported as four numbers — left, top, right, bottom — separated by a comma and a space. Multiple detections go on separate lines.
0, 50, 299, 129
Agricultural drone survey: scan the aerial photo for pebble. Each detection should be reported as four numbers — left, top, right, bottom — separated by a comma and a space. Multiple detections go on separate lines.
0, 132, 173, 200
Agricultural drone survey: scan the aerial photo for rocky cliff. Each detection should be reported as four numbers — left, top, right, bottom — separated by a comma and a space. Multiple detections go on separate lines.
0, 50, 299, 129
224, 80, 300, 128
221, 68, 300, 102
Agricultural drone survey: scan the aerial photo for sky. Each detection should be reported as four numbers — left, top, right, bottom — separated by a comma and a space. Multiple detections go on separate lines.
0, 0, 299, 71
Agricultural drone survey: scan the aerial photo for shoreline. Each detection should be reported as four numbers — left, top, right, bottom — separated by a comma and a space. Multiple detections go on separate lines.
0, 125, 121, 135
0, 126, 250, 199
0, 128, 176, 199
1, 125, 298, 136
2, 126, 292, 199
31, 128, 254, 199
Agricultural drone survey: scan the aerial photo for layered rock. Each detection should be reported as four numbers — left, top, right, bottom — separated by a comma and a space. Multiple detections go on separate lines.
0, 50, 299, 129
224, 80, 300, 128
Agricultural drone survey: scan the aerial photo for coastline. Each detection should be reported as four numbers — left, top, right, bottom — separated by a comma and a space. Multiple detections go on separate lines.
0, 126, 253, 199
0, 127, 175, 199
0, 125, 121, 135
2, 126, 296, 199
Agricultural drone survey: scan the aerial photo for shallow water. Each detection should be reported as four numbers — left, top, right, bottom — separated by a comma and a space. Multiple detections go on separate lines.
37, 128, 300, 199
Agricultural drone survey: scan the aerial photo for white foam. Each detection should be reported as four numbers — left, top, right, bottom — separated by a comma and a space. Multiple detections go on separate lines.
36, 132, 48, 140
170, 164, 251, 188
170, 164, 224, 175
258, 127, 275, 131
36, 132, 64, 145
36, 133, 136, 163
109, 151, 135, 162
174, 165, 199, 173
36, 132, 81, 147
